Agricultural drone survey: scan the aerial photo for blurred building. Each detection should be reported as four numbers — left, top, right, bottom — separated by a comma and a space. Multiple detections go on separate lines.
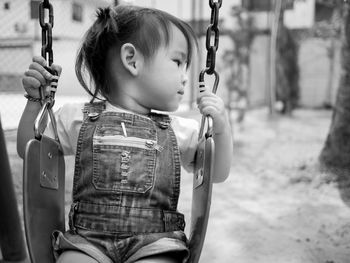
0, 0, 340, 108
128, 0, 334, 109
0, 0, 110, 95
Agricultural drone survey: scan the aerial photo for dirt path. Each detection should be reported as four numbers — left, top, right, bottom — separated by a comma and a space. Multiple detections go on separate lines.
5, 108, 350, 263
179, 109, 350, 263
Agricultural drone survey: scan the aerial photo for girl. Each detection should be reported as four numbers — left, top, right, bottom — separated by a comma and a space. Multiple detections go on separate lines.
17, 5, 232, 263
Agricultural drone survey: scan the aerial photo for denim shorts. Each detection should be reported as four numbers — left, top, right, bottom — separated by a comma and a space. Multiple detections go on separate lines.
52, 229, 189, 263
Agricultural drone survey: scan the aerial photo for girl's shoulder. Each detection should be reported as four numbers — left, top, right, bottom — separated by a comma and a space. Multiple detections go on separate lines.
55, 102, 86, 123
170, 115, 199, 142
171, 115, 199, 132
58, 101, 85, 111
170, 115, 199, 172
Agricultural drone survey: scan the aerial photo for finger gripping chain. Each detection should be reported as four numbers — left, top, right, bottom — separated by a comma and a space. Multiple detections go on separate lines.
198, 69, 220, 139
43, 66, 58, 108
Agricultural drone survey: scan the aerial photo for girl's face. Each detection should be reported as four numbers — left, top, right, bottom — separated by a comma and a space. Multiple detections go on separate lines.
135, 24, 190, 113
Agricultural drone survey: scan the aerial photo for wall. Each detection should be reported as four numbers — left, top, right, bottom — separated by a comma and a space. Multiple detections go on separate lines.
298, 38, 340, 108
0, 0, 110, 94
250, 0, 315, 30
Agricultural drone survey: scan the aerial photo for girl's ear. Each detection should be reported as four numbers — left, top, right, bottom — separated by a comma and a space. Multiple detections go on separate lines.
120, 43, 141, 76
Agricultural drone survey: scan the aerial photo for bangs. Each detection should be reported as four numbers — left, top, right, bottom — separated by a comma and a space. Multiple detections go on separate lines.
130, 8, 197, 66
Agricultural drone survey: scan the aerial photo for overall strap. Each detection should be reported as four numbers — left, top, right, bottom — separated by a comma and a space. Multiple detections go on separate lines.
149, 112, 172, 129
82, 101, 106, 119
71, 101, 106, 199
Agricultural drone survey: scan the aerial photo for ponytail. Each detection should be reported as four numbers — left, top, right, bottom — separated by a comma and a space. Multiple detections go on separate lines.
96, 7, 118, 34
75, 6, 119, 102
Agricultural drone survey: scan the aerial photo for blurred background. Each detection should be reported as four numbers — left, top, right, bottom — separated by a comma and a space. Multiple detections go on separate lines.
0, 0, 342, 130
3, 1, 350, 262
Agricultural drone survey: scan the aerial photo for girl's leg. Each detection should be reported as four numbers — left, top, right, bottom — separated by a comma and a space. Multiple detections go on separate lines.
135, 254, 179, 263
56, 250, 99, 263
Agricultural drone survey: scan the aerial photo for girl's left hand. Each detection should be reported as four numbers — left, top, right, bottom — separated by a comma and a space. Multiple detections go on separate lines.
197, 85, 229, 134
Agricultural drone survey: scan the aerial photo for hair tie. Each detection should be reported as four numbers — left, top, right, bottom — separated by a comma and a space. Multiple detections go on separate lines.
96, 7, 118, 33
96, 7, 111, 22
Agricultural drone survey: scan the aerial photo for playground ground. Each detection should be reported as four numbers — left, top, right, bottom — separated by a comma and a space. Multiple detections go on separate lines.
4, 107, 350, 263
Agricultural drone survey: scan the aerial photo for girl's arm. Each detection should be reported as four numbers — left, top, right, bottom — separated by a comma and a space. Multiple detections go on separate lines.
212, 115, 233, 182
17, 56, 61, 158
197, 89, 233, 183
17, 101, 46, 158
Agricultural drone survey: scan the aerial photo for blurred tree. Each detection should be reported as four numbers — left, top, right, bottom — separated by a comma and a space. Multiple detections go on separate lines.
267, 0, 299, 115
275, 20, 300, 114
244, 0, 300, 115
222, 6, 254, 125
319, 0, 350, 174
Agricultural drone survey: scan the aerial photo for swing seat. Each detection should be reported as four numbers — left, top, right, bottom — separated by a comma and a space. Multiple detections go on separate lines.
22, 135, 214, 263
188, 135, 214, 263
22, 108, 214, 263
23, 135, 65, 263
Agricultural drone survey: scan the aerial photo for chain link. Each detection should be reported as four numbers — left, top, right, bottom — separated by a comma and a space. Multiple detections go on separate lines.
198, 0, 222, 138
199, 0, 222, 85
35, 0, 60, 141
39, 0, 54, 66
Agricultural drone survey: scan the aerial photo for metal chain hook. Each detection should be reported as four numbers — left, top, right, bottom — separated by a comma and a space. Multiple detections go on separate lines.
209, 0, 223, 8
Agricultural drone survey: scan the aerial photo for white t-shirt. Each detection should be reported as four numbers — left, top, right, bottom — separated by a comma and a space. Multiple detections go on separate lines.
45, 102, 199, 172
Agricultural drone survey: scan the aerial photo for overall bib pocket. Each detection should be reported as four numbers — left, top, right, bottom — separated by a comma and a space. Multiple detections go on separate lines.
92, 123, 158, 194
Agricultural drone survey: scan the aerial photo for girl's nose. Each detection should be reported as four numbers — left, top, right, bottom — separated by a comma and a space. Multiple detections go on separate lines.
181, 73, 188, 87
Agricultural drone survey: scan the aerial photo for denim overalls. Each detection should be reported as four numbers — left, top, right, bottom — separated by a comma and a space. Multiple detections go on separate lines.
61, 102, 188, 262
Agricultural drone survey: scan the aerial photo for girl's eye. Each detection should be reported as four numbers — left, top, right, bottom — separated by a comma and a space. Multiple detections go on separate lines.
173, 59, 181, 67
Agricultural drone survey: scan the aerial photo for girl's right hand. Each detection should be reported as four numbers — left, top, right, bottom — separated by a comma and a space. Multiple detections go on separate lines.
22, 56, 62, 98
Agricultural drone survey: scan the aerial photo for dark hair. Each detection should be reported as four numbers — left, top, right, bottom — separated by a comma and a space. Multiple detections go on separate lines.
75, 5, 198, 102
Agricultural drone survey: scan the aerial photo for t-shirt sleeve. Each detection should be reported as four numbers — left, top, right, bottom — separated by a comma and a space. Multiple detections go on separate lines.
171, 116, 199, 173
44, 103, 84, 156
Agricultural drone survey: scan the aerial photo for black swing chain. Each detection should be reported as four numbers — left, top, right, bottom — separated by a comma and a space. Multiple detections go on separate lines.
205, 0, 222, 75
35, 0, 59, 141
38, 0, 58, 106
199, 0, 222, 90
198, 0, 222, 139
39, 0, 54, 66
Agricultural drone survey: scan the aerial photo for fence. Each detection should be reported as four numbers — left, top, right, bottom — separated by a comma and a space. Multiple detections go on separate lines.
0, 0, 110, 130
